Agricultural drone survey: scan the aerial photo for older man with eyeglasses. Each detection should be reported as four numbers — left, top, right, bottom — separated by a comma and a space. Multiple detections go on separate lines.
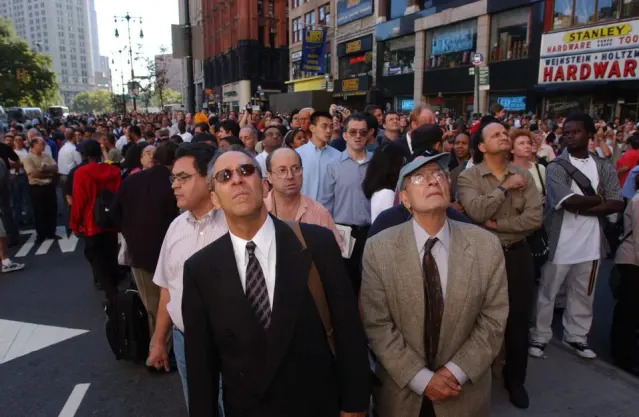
264, 147, 342, 249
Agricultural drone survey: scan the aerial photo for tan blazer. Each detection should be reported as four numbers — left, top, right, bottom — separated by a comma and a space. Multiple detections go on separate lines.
361, 220, 509, 417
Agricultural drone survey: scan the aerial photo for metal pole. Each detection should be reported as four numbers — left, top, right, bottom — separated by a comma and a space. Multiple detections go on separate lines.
120, 51, 127, 116
474, 67, 480, 116
183, 0, 196, 114
125, 14, 137, 112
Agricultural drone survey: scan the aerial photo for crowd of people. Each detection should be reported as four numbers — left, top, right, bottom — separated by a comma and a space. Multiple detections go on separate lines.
2, 101, 639, 416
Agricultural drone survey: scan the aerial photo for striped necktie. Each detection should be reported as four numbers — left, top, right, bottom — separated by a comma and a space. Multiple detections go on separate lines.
245, 241, 271, 329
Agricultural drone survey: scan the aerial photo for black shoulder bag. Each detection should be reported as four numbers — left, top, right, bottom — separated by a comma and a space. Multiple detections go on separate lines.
527, 164, 549, 272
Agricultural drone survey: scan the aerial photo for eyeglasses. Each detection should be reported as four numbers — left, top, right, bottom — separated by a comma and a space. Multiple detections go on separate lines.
347, 129, 368, 137
271, 165, 302, 179
408, 169, 446, 186
213, 164, 258, 183
170, 173, 197, 185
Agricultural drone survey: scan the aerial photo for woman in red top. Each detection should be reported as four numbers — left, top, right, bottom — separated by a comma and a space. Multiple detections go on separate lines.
617, 133, 639, 187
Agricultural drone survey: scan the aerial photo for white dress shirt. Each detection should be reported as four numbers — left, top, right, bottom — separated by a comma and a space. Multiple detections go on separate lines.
408, 219, 469, 395
255, 150, 268, 177
115, 135, 128, 150
179, 131, 193, 143
229, 215, 277, 309
153, 209, 228, 331
57, 141, 82, 175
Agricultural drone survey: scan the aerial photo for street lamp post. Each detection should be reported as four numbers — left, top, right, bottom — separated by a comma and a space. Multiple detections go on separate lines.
114, 12, 144, 112
112, 49, 127, 116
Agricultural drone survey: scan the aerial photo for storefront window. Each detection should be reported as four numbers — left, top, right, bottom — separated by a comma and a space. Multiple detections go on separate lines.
553, 0, 573, 29
598, 0, 619, 20
574, 0, 596, 24
339, 52, 373, 79
382, 35, 415, 76
292, 61, 303, 80
425, 20, 476, 70
490, 7, 530, 61
622, 0, 639, 17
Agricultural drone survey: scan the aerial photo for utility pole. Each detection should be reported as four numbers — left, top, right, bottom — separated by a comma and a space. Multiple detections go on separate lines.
115, 12, 144, 112
183, 0, 196, 114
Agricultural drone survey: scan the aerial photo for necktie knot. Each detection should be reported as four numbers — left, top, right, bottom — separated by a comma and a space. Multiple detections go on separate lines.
246, 241, 257, 255
423, 237, 438, 254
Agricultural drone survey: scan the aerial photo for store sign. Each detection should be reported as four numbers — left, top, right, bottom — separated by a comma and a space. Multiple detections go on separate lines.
400, 99, 414, 111
336, 0, 373, 26
342, 78, 360, 91
346, 39, 362, 54
539, 48, 639, 84
333, 75, 371, 96
497, 96, 526, 111
541, 19, 639, 58
301, 28, 327, 73
432, 27, 474, 55
291, 51, 303, 62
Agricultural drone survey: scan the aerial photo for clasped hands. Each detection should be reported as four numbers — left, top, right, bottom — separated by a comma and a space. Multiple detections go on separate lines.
424, 367, 462, 402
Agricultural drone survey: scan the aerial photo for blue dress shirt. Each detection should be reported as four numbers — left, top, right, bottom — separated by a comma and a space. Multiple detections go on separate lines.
319, 150, 373, 226
622, 165, 639, 199
296, 141, 342, 201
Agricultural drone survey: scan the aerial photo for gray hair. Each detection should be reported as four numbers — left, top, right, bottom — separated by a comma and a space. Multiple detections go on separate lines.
239, 125, 258, 139
27, 128, 40, 139
207, 148, 263, 190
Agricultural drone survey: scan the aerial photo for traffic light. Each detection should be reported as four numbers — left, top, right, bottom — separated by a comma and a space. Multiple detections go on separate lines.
16, 68, 26, 81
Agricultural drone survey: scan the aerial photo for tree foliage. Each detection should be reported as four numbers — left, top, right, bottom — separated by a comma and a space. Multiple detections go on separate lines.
0, 18, 58, 107
71, 89, 113, 114
150, 88, 182, 108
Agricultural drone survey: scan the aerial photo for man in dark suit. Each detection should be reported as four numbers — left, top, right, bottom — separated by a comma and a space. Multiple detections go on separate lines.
182, 149, 370, 417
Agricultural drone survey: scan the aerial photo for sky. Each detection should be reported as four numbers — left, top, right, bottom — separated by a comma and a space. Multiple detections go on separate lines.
94, 0, 179, 92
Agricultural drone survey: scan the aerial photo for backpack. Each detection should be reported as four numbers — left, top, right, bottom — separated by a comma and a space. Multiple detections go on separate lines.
94, 188, 116, 229
105, 289, 150, 362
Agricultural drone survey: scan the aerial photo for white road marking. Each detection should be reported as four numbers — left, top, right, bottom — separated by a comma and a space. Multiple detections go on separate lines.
0, 319, 89, 365
15, 226, 79, 257
58, 383, 90, 417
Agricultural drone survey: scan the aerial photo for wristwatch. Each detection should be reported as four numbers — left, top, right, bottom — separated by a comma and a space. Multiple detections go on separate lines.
498, 186, 508, 197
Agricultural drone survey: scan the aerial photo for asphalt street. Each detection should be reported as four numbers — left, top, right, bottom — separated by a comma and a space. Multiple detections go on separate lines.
0, 234, 637, 417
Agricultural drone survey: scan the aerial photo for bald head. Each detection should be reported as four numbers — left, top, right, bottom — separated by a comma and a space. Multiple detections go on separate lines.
266, 147, 302, 173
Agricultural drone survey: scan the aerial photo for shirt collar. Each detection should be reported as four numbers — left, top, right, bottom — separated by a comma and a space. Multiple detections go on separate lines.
185, 208, 218, 225
476, 161, 518, 177
229, 214, 275, 259
412, 218, 450, 253
339, 149, 373, 163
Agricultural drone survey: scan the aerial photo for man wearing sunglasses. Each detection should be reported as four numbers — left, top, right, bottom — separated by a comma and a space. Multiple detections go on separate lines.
319, 113, 373, 294
182, 149, 370, 417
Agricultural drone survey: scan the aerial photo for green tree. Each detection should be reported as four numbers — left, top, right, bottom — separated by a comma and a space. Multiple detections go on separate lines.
0, 18, 58, 106
71, 89, 113, 114
150, 88, 181, 108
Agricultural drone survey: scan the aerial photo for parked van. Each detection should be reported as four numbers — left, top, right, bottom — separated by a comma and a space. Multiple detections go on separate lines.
7, 107, 43, 124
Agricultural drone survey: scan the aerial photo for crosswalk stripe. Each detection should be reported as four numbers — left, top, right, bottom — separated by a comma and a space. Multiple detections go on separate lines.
15, 226, 79, 257
15, 230, 36, 257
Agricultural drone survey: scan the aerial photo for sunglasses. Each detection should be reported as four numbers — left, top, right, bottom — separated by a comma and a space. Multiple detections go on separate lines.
213, 164, 258, 183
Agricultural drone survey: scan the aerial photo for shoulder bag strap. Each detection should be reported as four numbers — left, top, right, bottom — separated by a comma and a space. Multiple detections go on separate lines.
551, 158, 597, 196
284, 221, 336, 356
534, 163, 546, 197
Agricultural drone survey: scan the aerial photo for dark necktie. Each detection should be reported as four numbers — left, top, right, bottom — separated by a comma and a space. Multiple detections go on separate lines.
245, 241, 271, 329
422, 237, 444, 367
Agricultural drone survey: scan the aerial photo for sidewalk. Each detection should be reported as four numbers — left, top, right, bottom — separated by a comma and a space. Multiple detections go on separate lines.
491, 342, 639, 416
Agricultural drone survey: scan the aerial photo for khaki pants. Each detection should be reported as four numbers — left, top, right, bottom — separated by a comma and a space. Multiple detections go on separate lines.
131, 267, 161, 339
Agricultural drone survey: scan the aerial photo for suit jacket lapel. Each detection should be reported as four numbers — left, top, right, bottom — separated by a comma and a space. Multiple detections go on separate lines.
260, 217, 311, 393
438, 221, 472, 358
395, 222, 426, 336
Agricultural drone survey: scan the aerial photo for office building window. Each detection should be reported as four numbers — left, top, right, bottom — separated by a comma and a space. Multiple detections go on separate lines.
319, 3, 330, 26
305, 10, 316, 27
425, 20, 476, 70
490, 7, 530, 61
552, 0, 637, 28
292, 0, 301, 8
381, 35, 415, 76
292, 17, 302, 43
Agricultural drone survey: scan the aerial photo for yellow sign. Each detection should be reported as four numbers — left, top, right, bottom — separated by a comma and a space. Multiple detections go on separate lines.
563, 24, 631, 42
342, 78, 359, 92
305, 30, 324, 43
345, 39, 362, 54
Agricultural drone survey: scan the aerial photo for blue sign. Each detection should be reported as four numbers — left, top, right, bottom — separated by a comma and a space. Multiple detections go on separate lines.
400, 99, 414, 112
497, 96, 526, 111
300, 28, 328, 73
431, 28, 474, 55
337, 0, 373, 26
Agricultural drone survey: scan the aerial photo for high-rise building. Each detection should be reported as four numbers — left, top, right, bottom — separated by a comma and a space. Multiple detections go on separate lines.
0, 0, 97, 105
154, 54, 185, 94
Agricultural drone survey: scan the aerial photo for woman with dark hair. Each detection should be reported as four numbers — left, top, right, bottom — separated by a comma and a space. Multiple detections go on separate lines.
284, 128, 308, 149
121, 142, 150, 180
448, 131, 471, 170
362, 142, 406, 222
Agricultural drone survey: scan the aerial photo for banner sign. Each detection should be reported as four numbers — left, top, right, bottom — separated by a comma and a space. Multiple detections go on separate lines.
432, 27, 474, 55
337, 0, 373, 26
497, 96, 526, 111
539, 48, 639, 84
301, 28, 327, 73
540, 19, 639, 58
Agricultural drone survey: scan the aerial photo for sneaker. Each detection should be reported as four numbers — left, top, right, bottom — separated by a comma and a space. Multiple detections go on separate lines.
2, 262, 25, 273
562, 340, 597, 359
528, 341, 546, 358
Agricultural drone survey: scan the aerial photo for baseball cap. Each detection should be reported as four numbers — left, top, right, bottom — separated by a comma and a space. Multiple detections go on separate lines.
396, 152, 451, 192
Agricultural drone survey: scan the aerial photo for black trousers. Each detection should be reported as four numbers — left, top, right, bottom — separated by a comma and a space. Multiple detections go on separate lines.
503, 241, 535, 388
343, 225, 369, 295
84, 232, 120, 301
28, 183, 57, 239
0, 182, 18, 242
611, 264, 639, 368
